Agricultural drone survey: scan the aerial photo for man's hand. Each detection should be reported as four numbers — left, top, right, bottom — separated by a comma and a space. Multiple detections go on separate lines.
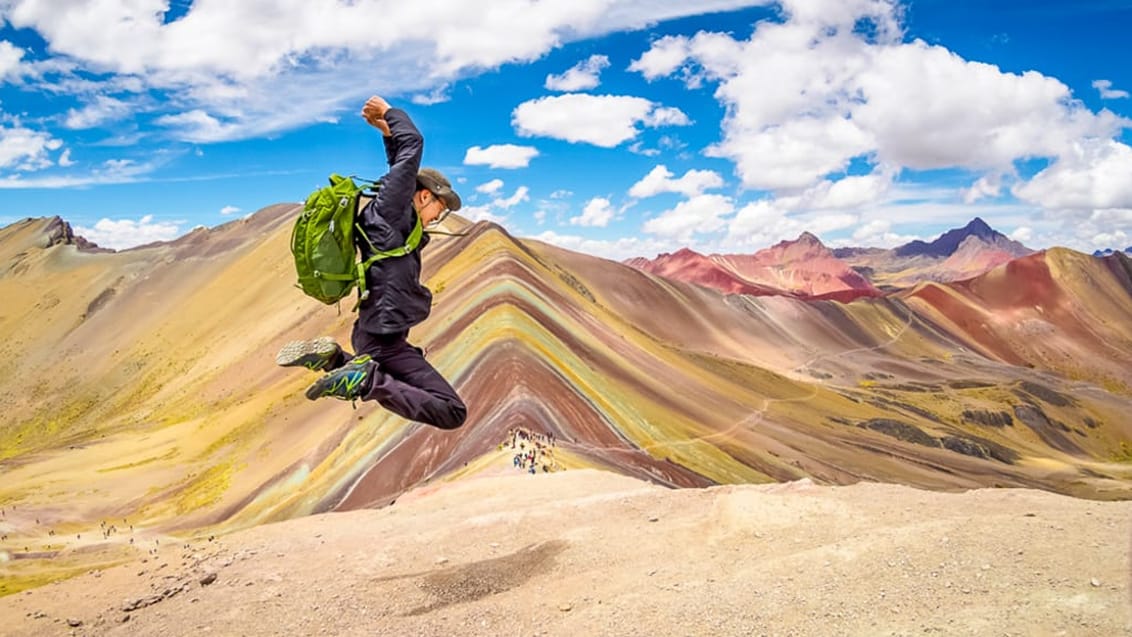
361, 96, 392, 135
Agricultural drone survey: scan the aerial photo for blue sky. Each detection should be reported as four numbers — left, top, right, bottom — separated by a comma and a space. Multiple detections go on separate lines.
0, 0, 1130, 257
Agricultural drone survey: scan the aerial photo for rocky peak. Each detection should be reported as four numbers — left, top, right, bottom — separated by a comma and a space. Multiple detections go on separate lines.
42, 216, 112, 253
894, 217, 1025, 258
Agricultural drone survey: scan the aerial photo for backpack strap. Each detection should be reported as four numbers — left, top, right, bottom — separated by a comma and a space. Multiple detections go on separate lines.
352, 212, 425, 307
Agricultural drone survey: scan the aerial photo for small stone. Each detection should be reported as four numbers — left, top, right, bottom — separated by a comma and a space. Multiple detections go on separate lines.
435, 557, 449, 565
648, 516, 659, 522
120, 614, 131, 624
67, 618, 82, 627
558, 603, 572, 612
1090, 578, 1101, 587
199, 572, 218, 586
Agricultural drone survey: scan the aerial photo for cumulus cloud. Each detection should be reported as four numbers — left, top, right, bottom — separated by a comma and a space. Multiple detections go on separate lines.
1093, 79, 1129, 100
0, 125, 62, 171
629, 165, 725, 198
529, 229, 681, 262
154, 110, 243, 143
498, 186, 530, 209
476, 178, 504, 194
1, 0, 767, 142
459, 205, 508, 224
1012, 139, 1132, 210
464, 144, 540, 169
725, 199, 859, 248
73, 214, 183, 250
569, 197, 616, 227
642, 193, 735, 239
512, 94, 690, 147
0, 41, 25, 80
64, 96, 133, 129
545, 54, 610, 91
630, 0, 1130, 194
220, 205, 241, 216
460, 184, 530, 224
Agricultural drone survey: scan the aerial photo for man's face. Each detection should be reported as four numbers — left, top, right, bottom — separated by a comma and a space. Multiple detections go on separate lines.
418, 190, 449, 227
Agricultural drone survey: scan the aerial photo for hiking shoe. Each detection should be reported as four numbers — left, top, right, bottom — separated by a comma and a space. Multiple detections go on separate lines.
276, 337, 344, 372
305, 355, 375, 401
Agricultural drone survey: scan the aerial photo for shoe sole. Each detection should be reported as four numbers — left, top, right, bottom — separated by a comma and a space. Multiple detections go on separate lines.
276, 337, 340, 370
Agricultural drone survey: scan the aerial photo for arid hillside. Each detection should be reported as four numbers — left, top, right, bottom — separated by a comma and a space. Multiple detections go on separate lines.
1, 468, 1129, 637
1, 207, 1132, 598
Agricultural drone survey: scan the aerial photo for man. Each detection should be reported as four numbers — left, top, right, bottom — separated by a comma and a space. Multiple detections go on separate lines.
276, 95, 466, 431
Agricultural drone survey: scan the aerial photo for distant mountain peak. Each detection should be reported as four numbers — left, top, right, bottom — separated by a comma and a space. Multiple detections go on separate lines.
894, 217, 1028, 259
796, 231, 824, 245
964, 217, 994, 236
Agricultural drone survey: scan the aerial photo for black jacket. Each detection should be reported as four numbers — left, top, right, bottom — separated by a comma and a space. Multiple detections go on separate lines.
355, 108, 433, 335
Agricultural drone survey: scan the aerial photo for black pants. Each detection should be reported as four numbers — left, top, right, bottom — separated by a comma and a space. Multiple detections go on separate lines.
344, 324, 466, 430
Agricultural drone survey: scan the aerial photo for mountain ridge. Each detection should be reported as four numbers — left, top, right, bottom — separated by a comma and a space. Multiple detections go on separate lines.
2, 208, 1131, 597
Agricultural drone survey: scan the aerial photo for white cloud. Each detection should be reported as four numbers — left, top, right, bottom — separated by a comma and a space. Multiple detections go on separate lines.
629, 165, 724, 198
642, 193, 735, 239
73, 214, 183, 250
528, 229, 682, 262
410, 84, 451, 105
461, 184, 530, 224
498, 186, 530, 209
0, 156, 155, 188
1012, 139, 1132, 210
513, 94, 690, 147
64, 96, 133, 129
545, 54, 610, 91
797, 169, 896, 209
643, 106, 690, 127
962, 173, 1004, 204
459, 205, 507, 225
1009, 226, 1033, 243
57, 148, 74, 167
220, 205, 241, 216
1093, 79, 1129, 100
2, 0, 768, 142
725, 199, 859, 248
628, 34, 698, 81
476, 178, 504, 194
628, 141, 661, 157
154, 110, 242, 143
464, 144, 540, 169
0, 41, 25, 80
632, 2, 1129, 194
840, 218, 923, 249
570, 197, 616, 227
0, 125, 62, 171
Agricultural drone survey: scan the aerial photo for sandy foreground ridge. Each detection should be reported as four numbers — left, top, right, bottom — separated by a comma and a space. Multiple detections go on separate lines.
1, 467, 1129, 637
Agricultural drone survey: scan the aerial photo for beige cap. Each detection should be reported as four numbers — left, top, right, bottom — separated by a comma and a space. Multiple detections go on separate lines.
417, 167, 462, 211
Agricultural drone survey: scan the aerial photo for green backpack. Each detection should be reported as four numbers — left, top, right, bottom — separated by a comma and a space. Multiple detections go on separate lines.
291, 174, 423, 307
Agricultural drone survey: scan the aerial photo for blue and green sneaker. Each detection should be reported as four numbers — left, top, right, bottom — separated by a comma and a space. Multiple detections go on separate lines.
276, 337, 344, 372
305, 355, 375, 401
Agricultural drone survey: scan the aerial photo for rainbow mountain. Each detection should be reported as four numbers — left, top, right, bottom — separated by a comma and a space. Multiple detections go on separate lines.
1, 206, 1131, 590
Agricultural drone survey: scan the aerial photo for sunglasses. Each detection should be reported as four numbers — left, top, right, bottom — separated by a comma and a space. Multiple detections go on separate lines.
428, 195, 450, 226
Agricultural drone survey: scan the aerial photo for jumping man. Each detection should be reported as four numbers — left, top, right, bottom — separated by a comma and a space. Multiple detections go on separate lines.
276, 95, 466, 430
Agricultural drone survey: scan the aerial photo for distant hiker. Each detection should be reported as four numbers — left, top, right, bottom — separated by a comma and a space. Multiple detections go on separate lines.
276, 96, 466, 431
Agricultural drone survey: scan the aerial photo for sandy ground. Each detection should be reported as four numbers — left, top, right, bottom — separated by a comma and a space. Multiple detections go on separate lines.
1, 468, 1130, 637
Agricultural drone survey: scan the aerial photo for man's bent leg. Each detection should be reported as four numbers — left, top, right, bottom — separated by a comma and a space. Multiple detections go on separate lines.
353, 328, 466, 430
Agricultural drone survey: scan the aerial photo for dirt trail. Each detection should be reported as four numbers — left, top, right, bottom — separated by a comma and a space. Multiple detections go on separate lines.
1, 469, 1129, 636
